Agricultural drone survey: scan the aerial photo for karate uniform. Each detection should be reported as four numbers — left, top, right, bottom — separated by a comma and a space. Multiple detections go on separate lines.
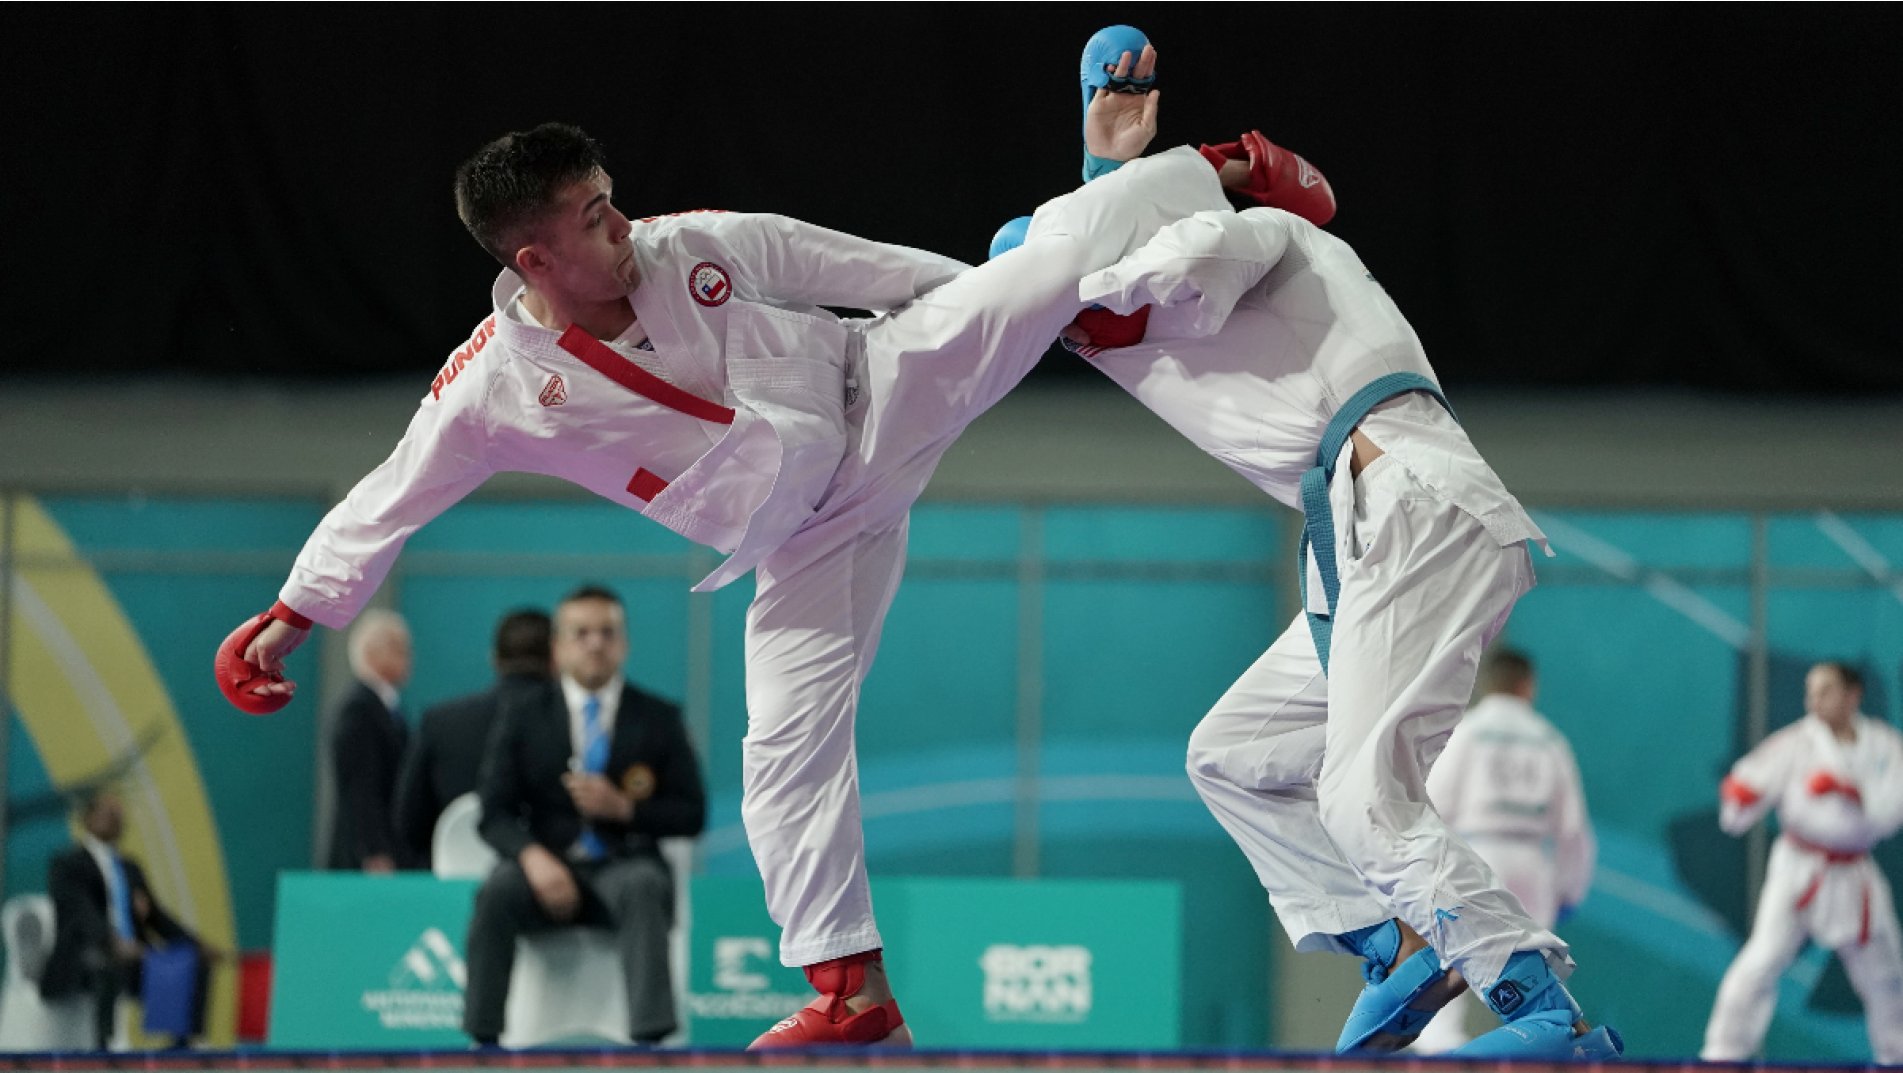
1702, 713, 1903, 1062
277, 148, 1229, 965
1044, 206, 1561, 991
1414, 693, 1596, 1052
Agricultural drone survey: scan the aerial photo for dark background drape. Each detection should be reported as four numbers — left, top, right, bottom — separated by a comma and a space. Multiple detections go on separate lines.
2, 4, 1897, 392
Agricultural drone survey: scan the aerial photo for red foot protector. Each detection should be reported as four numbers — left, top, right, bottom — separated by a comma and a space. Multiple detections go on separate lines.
749, 949, 908, 1049
214, 601, 311, 715
1199, 130, 1337, 226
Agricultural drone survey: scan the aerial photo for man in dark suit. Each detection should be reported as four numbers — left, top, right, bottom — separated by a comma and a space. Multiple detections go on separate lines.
396, 608, 553, 868
41, 788, 212, 1049
327, 608, 413, 872
465, 584, 707, 1045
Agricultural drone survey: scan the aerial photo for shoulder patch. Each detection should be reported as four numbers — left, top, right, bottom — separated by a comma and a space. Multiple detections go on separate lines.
431, 316, 498, 400
688, 261, 732, 307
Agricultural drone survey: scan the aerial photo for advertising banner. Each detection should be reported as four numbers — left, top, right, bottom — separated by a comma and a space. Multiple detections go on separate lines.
685, 877, 1181, 1048
269, 874, 478, 1048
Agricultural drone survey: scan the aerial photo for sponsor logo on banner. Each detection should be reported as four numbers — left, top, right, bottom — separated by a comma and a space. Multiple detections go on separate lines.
685, 936, 808, 1020
360, 928, 465, 1031
980, 944, 1093, 1022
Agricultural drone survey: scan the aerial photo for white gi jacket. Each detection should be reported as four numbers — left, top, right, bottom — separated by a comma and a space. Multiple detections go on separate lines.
281, 214, 967, 626
1063, 208, 1546, 614
1425, 693, 1596, 924
1722, 713, 1903, 948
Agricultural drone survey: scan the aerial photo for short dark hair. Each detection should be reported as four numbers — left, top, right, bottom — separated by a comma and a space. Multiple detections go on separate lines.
453, 123, 606, 269
493, 608, 553, 676
1481, 646, 1536, 696
1816, 660, 1865, 693
70, 786, 112, 821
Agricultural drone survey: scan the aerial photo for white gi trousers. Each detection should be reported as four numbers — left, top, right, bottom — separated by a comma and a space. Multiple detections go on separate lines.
1186, 450, 1564, 991
1702, 836, 1903, 1061
737, 149, 1230, 965
1413, 837, 1564, 1051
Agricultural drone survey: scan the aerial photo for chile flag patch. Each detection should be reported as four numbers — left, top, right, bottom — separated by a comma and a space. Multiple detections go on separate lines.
688, 261, 732, 307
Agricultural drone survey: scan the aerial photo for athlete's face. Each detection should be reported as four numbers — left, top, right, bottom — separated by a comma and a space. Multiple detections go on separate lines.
1805, 665, 1861, 730
525, 168, 639, 301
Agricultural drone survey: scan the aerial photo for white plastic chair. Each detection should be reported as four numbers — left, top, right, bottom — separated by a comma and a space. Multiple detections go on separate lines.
0, 895, 96, 1052
431, 794, 499, 880
434, 794, 691, 1047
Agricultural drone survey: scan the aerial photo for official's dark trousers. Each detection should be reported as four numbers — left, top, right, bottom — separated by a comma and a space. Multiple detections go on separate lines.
462, 853, 676, 1042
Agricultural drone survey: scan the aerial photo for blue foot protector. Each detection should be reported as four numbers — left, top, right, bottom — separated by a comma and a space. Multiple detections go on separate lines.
1333, 920, 1448, 1053
1453, 950, 1624, 1059
1483, 949, 1583, 1023
1454, 1009, 1626, 1059
1078, 25, 1153, 182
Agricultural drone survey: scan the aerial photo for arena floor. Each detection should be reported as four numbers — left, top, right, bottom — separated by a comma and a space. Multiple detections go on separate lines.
0, 1047, 1873, 1073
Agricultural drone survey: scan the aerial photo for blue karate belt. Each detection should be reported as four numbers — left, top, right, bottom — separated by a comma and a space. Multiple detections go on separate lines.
1297, 373, 1455, 673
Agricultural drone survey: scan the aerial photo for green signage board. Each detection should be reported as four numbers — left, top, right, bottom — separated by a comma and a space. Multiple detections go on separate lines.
685, 877, 1181, 1048
273, 872, 1180, 1049
269, 873, 479, 1048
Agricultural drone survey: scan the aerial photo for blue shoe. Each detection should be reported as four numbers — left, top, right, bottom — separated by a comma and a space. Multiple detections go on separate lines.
1333, 920, 1450, 1053
1078, 25, 1153, 181
1454, 1009, 1626, 1059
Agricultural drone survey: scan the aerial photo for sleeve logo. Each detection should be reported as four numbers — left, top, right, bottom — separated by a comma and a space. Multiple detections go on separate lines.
688, 262, 732, 307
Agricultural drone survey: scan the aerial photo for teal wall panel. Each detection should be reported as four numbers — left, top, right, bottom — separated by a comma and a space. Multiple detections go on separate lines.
11, 491, 1903, 1058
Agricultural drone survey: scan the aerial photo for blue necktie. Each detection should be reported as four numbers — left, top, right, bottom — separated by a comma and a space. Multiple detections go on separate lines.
579, 695, 608, 858
106, 852, 135, 940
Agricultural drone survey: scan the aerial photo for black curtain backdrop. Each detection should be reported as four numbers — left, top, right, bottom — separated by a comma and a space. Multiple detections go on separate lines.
2, 5, 1898, 392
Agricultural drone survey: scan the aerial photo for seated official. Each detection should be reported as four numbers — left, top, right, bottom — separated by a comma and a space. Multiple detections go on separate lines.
40, 789, 213, 1049
466, 584, 707, 1045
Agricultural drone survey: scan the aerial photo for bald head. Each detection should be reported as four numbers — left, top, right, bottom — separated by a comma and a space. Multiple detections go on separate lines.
349, 609, 413, 689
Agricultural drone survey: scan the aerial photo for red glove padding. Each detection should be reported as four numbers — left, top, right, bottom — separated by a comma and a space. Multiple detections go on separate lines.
1199, 131, 1338, 227
1807, 770, 1863, 804
1720, 774, 1761, 808
214, 600, 312, 716
1064, 305, 1152, 355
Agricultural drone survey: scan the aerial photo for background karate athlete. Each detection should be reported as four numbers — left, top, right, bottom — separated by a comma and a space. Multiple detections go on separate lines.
1702, 661, 1903, 1062
216, 54, 1262, 1048
990, 28, 1618, 1056
1413, 647, 1597, 1053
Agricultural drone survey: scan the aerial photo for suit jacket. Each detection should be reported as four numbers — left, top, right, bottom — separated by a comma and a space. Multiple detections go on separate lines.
327, 679, 410, 870
478, 680, 707, 863
394, 672, 548, 867
41, 843, 193, 1000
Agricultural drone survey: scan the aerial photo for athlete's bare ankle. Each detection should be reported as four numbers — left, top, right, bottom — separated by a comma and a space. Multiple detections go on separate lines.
1390, 919, 1430, 974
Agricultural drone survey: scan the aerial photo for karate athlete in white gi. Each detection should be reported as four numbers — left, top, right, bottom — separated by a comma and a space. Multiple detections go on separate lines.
1413, 647, 1596, 1053
1702, 661, 1903, 1062
214, 59, 1244, 1048
992, 29, 1620, 1054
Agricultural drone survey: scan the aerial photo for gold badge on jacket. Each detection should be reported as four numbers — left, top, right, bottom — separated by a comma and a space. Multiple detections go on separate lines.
620, 763, 657, 801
